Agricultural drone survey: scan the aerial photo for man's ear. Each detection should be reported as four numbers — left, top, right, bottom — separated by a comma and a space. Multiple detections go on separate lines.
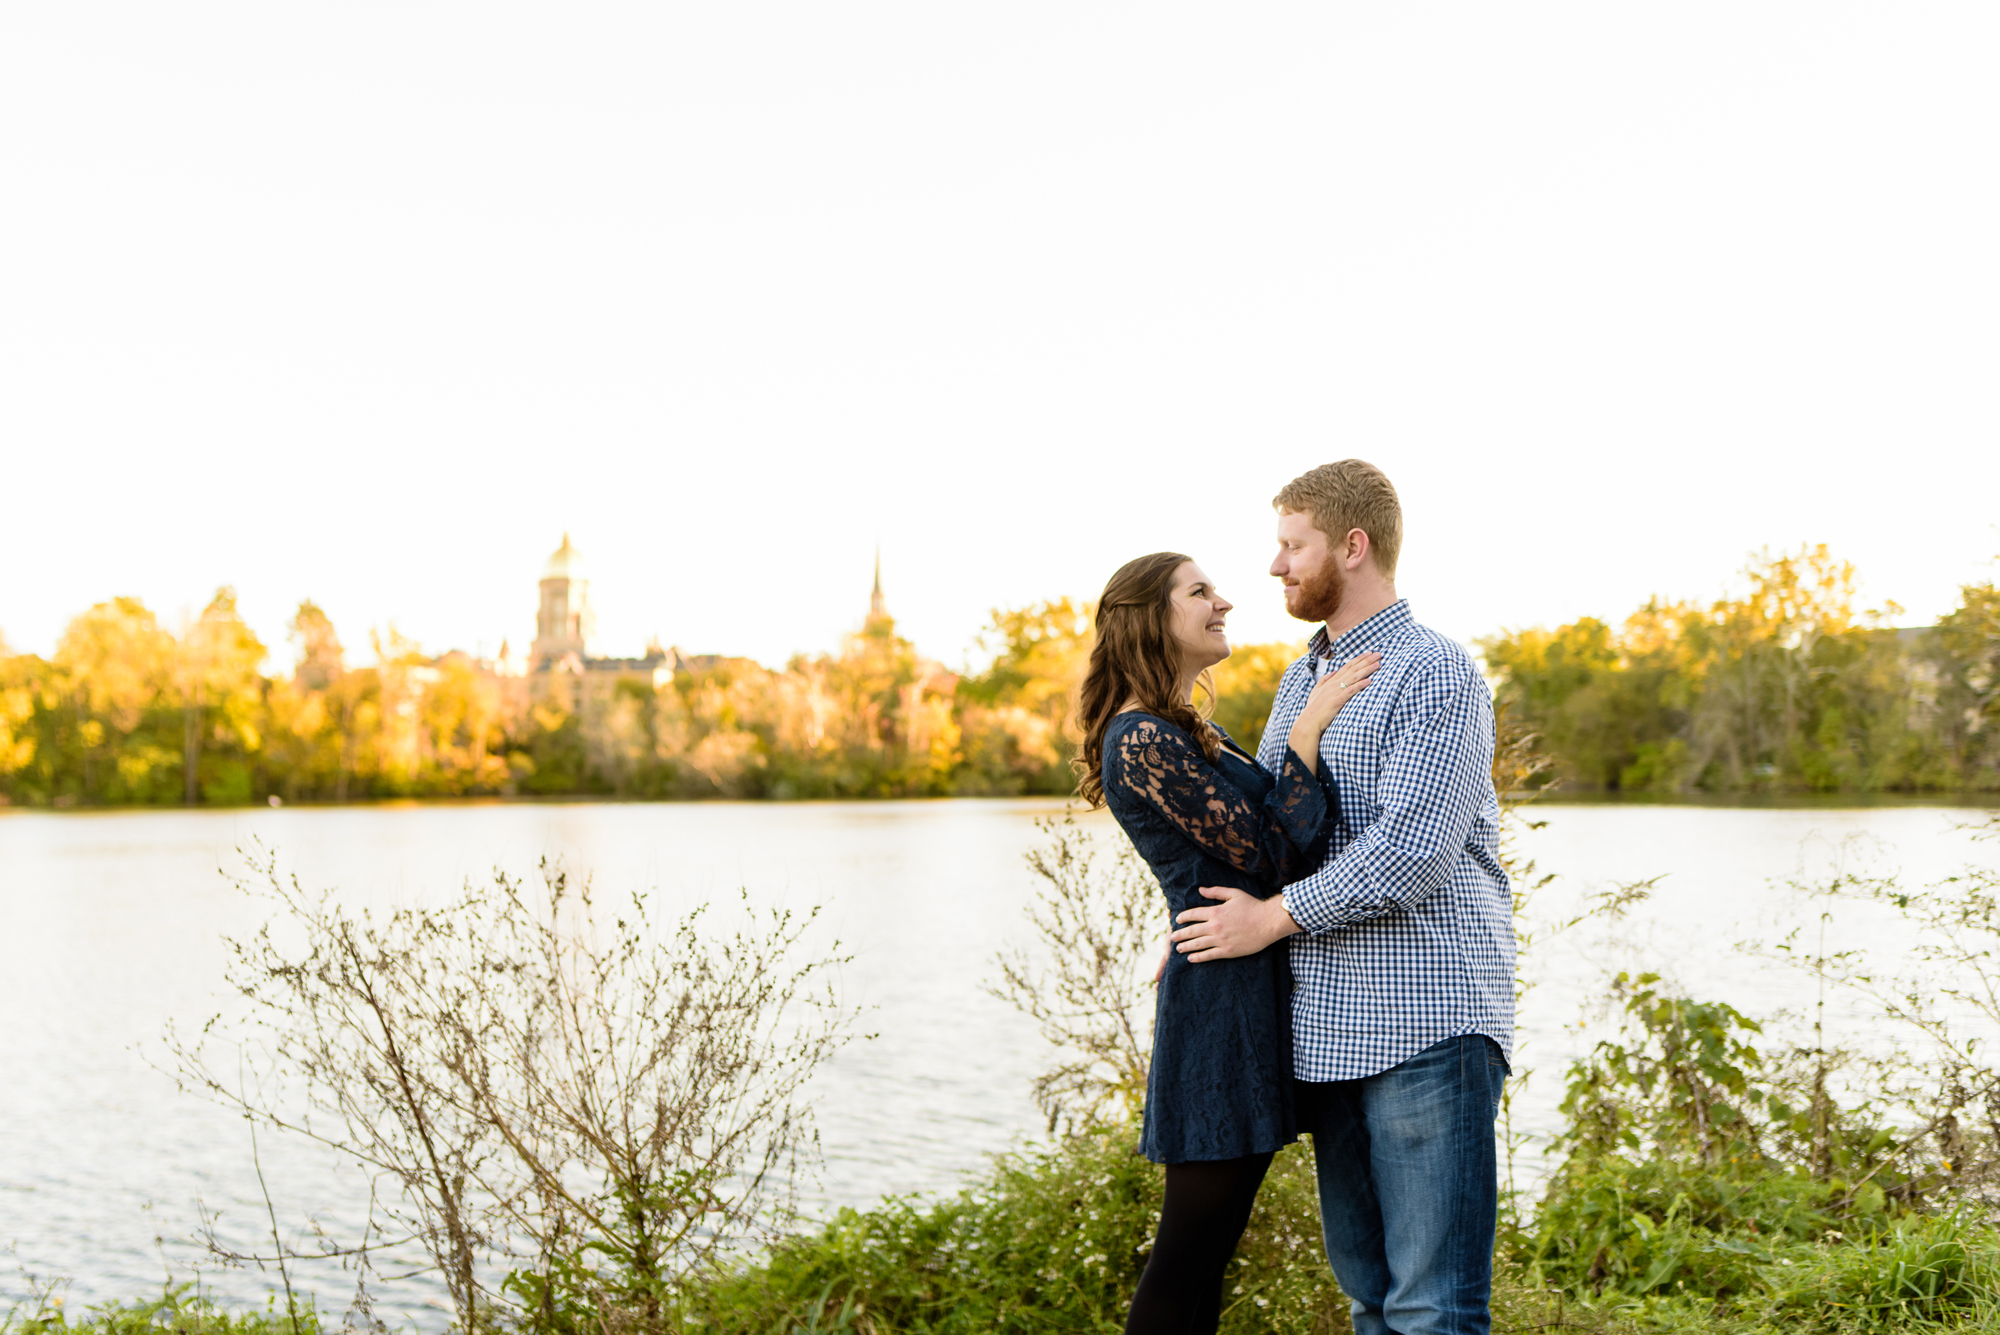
1344, 527, 1372, 570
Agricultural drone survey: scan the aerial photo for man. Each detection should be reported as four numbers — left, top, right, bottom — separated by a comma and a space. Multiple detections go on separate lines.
1169, 459, 1515, 1335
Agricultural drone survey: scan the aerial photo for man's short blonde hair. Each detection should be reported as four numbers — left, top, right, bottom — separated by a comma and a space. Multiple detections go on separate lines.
1273, 460, 1403, 578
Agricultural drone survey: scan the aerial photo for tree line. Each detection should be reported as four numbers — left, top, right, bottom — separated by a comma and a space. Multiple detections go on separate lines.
0, 592, 1296, 807
8, 543, 1992, 808
1482, 546, 2000, 793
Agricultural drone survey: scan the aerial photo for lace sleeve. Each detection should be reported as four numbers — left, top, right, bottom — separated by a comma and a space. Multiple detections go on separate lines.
1105, 717, 1329, 883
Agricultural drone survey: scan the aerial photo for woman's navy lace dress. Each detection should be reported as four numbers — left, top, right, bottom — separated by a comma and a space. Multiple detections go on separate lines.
1101, 712, 1332, 1164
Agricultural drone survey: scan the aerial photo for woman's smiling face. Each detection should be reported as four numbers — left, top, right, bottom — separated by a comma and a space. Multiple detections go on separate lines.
1167, 560, 1233, 676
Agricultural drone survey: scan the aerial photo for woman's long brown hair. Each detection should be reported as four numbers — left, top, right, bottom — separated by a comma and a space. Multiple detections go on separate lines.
1073, 551, 1223, 807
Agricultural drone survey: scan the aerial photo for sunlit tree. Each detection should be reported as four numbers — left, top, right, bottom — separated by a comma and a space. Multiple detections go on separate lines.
174, 588, 267, 804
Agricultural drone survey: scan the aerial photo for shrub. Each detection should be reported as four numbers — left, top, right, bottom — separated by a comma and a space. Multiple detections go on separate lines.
672, 1129, 1348, 1335
165, 847, 855, 1334
1527, 973, 1913, 1300
1769, 1215, 2000, 1331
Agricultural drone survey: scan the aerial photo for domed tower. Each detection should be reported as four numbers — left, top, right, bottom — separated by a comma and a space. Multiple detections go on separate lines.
531, 533, 595, 669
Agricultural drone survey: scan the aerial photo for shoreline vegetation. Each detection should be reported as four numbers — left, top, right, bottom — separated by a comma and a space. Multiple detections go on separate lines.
6, 790, 1999, 817
10, 740, 2000, 1332
1482, 547, 2000, 797
3, 545, 1995, 811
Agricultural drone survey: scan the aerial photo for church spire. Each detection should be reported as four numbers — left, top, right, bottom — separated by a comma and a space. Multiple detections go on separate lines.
868, 546, 889, 625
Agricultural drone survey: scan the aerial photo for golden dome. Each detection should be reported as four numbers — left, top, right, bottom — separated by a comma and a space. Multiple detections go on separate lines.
543, 532, 586, 581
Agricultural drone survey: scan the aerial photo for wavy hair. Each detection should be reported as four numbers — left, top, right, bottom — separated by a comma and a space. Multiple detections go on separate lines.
1073, 552, 1222, 807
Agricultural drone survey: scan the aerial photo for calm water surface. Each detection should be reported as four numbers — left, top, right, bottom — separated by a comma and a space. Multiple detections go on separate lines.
2, 798, 1993, 1323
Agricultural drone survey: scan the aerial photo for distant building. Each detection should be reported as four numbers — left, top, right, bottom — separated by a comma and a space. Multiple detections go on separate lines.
525, 534, 677, 692
498, 537, 905, 701
494, 638, 528, 678
530, 533, 595, 669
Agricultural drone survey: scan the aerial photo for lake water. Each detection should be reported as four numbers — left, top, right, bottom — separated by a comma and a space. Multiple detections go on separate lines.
3, 797, 1995, 1325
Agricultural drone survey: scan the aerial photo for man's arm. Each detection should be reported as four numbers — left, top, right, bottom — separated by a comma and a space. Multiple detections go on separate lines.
1173, 658, 1492, 961
1279, 667, 1490, 933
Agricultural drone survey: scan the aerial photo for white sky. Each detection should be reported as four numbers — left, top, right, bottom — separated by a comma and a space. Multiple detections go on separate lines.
3, 6, 1995, 672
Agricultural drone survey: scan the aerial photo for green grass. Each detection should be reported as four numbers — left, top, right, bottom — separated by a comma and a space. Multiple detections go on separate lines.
3, 1285, 318, 1335
679, 1128, 1340, 1334
669, 1133, 2000, 1334
15, 1136, 2000, 1334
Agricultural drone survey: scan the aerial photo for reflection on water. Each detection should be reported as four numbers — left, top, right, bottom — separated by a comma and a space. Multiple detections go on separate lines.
1, 798, 1993, 1324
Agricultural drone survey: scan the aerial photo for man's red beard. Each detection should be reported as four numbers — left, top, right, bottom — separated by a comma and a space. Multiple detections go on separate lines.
1284, 560, 1345, 624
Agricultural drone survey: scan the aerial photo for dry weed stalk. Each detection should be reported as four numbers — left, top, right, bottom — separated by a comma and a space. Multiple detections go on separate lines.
988, 814, 1160, 1134
1760, 812, 2000, 1213
165, 841, 853, 1333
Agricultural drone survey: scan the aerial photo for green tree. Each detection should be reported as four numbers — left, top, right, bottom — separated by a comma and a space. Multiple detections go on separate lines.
1481, 546, 1981, 794
290, 599, 343, 691
52, 596, 179, 803
0, 640, 40, 787
1209, 641, 1306, 756
174, 588, 267, 804
262, 600, 348, 801
1929, 573, 2000, 786
954, 599, 1091, 795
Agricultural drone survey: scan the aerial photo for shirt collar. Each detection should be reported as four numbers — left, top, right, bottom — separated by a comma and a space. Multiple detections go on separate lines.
1308, 598, 1413, 661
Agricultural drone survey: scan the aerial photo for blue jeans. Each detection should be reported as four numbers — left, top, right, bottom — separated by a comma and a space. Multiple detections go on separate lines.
1295, 1035, 1508, 1335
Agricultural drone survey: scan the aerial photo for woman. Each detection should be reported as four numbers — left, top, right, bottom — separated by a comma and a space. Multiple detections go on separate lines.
1076, 552, 1377, 1335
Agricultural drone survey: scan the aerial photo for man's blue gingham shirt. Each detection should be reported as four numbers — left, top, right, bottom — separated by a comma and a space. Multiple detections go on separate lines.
1254, 600, 1515, 1082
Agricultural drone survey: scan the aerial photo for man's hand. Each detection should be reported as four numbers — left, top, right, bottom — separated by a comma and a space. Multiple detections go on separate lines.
1171, 886, 1301, 962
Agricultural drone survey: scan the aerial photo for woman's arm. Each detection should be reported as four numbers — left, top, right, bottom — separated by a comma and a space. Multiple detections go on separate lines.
1263, 652, 1380, 879
1285, 652, 1380, 775
1106, 717, 1328, 883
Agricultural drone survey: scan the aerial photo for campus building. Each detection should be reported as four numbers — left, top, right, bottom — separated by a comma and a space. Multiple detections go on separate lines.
491, 533, 889, 696
505, 534, 679, 695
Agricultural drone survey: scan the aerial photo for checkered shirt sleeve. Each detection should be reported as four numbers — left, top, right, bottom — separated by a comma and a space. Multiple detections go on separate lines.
1278, 657, 1491, 931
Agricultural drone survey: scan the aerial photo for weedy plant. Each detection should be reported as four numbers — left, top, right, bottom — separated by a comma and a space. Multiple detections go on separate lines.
164, 843, 855, 1334
1490, 698, 1657, 1220
985, 813, 1160, 1134
679, 1125, 1348, 1335
1528, 971, 1892, 1299
1, 1282, 319, 1335
1788, 812, 2000, 1216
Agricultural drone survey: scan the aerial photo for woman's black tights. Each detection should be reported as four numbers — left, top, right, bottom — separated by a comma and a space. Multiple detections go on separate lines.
1124, 1151, 1275, 1335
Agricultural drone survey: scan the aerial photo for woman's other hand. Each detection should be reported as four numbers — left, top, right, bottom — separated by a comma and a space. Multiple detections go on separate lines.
1288, 651, 1380, 772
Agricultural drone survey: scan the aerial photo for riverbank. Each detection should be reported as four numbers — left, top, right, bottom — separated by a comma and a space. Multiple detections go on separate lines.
10, 800, 1997, 1321
1530, 790, 2000, 810
8, 787, 2000, 815
12, 1128, 1999, 1334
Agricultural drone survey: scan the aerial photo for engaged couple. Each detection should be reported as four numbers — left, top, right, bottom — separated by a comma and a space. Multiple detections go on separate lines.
1078, 460, 1515, 1335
